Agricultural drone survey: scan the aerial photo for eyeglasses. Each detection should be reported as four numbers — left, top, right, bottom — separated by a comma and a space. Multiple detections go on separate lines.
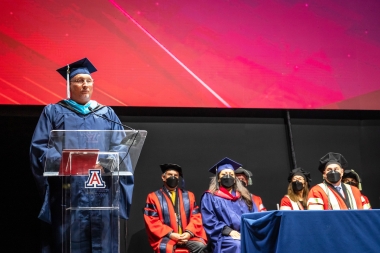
70, 78, 94, 85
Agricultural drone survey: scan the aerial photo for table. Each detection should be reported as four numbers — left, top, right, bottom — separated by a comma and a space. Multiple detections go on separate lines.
241, 210, 380, 253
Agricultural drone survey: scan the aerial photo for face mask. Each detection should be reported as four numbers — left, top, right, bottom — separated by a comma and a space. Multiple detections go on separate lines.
220, 175, 235, 188
239, 179, 247, 187
326, 171, 341, 184
166, 176, 179, 188
292, 180, 304, 191
345, 181, 358, 188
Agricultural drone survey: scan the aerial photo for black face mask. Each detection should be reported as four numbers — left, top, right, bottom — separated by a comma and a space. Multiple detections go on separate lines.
239, 179, 247, 187
326, 171, 341, 184
292, 180, 304, 191
166, 176, 179, 188
220, 175, 235, 188
345, 181, 358, 188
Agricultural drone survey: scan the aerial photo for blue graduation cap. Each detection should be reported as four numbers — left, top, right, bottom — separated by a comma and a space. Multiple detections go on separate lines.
56, 58, 97, 98
209, 157, 242, 175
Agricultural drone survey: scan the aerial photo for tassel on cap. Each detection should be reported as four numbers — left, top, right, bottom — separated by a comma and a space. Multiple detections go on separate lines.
66, 64, 70, 98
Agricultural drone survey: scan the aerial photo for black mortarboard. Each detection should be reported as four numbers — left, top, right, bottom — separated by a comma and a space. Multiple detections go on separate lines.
208, 157, 242, 175
56, 58, 97, 98
288, 167, 312, 184
318, 152, 348, 173
160, 163, 183, 177
343, 169, 362, 190
235, 167, 253, 185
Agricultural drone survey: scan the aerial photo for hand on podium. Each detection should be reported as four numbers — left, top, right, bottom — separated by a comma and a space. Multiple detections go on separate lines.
94, 163, 105, 172
98, 157, 117, 173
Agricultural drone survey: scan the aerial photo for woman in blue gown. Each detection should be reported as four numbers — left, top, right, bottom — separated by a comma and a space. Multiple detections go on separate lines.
200, 157, 257, 253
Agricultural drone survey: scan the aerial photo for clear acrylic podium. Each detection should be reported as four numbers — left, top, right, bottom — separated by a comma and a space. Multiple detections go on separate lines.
43, 130, 147, 253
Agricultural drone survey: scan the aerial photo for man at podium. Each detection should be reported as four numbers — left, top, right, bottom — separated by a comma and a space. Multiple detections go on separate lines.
30, 58, 134, 252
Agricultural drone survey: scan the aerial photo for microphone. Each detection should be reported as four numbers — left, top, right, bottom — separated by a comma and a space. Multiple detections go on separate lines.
89, 106, 135, 131
88, 106, 140, 172
89, 106, 140, 145
120, 132, 142, 146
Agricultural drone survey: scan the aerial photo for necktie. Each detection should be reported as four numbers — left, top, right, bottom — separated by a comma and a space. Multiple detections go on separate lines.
170, 191, 176, 204
170, 190, 182, 233
336, 186, 344, 197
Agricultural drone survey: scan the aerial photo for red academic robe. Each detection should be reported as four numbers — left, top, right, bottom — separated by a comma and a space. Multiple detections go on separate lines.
280, 195, 305, 210
307, 183, 363, 210
361, 194, 372, 209
144, 187, 207, 253
252, 195, 267, 212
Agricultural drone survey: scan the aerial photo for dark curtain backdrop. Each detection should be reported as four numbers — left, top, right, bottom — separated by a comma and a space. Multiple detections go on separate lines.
1, 105, 379, 253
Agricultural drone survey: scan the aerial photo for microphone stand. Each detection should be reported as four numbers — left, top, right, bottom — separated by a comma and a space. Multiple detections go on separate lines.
88, 107, 140, 172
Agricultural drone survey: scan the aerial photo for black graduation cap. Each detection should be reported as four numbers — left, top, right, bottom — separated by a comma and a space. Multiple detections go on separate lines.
287, 167, 312, 184
235, 167, 253, 185
208, 157, 242, 175
318, 152, 348, 173
56, 58, 97, 98
160, 163, 183, 177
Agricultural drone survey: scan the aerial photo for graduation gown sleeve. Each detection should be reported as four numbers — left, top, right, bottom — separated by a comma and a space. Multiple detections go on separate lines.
30, 104, 59, 223
143, 191, 175, 248
361, 194, 371, 209
280, 195, 293, 210
181, 191, 207, 239
252, 194, 266, 212
200, 192, 232, 241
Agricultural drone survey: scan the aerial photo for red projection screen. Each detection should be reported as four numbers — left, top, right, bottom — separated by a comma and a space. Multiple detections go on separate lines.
1, 0, 380, 109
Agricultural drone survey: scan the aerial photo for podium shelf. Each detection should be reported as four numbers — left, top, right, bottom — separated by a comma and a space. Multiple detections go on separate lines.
66, 207, 120, 211
43, 171, 133, 176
